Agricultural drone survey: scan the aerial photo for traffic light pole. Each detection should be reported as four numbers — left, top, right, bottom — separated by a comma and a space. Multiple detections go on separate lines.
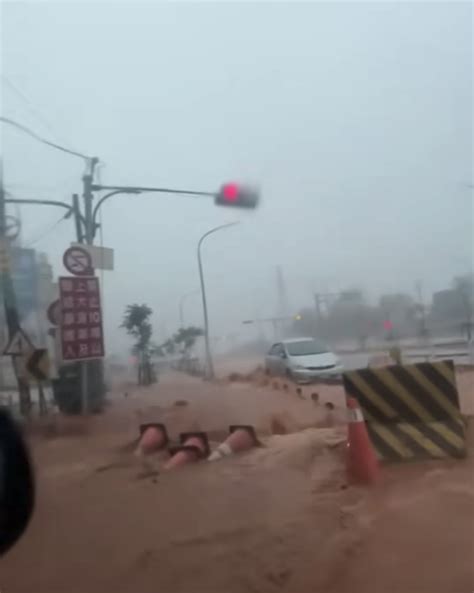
72, 194, 83, 243
0, 166, 31, 417
1, 118, 260, 408
83, 158, 99, 245
79, 158, 99, 414
4, 179, 243, 393
2, 117, 257, 245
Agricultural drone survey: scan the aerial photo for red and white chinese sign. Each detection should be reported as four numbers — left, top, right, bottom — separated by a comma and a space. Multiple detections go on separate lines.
58, 276, 105, 361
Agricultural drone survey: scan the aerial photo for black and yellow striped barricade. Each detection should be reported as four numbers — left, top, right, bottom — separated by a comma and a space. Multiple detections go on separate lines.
343, 360, 466, 461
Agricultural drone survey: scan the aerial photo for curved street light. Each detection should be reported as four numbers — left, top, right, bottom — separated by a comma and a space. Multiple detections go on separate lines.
89, 186, 217, 243
197, 222, 239, 379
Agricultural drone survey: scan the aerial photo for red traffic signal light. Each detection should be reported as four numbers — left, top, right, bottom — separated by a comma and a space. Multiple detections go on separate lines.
222, 183, 239, 202
215, 183, 260, 209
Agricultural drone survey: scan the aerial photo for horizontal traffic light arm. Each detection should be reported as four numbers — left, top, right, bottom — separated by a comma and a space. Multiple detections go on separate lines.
91, 184, 215, 198
91, 182, 260, 231
90, 186, 216, 235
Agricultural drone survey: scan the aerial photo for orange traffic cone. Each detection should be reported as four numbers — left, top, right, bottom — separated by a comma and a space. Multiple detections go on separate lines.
346, 398, 379, 484
208, 425, 258, 461
163, 432, 209, 470
135, 423, 168, 456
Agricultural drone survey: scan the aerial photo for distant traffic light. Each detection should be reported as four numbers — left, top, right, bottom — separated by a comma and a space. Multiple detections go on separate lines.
215, 183, 260, 209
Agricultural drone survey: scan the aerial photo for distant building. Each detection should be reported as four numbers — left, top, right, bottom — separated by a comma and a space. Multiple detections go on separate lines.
378, 293, 416, 336
0, 247, 54, 345
432, 289, 466, 321
337, 290, 365, 306
10, 247, 38, 318
379, 293, 414, 312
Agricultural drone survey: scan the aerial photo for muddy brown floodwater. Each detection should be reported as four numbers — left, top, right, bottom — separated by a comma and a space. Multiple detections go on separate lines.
2, 371, 474, 593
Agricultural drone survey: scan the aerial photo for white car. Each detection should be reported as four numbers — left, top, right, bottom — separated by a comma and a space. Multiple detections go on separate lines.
265, 337, 343, 383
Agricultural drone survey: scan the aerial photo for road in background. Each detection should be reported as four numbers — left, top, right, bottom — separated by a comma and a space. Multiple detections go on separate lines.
214, 341, 473, 379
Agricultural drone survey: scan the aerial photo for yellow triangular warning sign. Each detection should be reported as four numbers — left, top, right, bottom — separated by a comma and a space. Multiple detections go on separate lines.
2, 329, 33, 356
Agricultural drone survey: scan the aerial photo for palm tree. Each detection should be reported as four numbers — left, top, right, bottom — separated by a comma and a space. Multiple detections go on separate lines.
153, 326, 204, 375
173, 326, 204, 354
121, 304, 155, 385
173, 326, 204, 374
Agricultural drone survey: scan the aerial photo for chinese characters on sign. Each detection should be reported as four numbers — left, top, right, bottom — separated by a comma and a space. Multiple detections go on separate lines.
59, 276, 105, 361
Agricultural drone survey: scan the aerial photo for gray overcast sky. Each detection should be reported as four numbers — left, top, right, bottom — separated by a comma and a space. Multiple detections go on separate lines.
1, 1, 472, 353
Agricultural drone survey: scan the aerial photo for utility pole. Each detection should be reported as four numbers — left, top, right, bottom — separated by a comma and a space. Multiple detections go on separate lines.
0, 163, 31, 416
415, 280, 427, 339
242, 315, 298, 341
82, 158, 99, 245
79, 157, 100, 414
313, 291, 343, 340
276, 265, 290, 336
72, 194, 83, 243
314, 293, 323, 325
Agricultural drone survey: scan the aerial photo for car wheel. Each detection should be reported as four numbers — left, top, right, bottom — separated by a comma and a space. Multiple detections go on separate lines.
285, 369, 294, 382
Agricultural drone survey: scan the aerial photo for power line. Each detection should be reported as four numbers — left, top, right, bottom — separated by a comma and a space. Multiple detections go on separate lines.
1, 75, 75, 148
5, 182, 77, 195
4, 190, 71, 246
24, 214, 68, 247
0, 116, 92, 161
5, 182, 63, 191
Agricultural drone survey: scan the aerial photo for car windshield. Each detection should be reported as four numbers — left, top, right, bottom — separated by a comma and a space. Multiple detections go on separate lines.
285, 340, 329, 356
1, 3, 470, 592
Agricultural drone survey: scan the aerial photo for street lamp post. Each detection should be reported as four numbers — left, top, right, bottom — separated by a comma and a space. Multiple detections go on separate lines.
197, 222, 239, 379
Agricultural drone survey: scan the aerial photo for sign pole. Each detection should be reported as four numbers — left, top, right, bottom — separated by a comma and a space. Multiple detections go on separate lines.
58, 272, 104, 414
81, 361, 88, 415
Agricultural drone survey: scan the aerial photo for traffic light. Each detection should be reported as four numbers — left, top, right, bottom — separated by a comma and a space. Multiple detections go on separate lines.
215, 183, 260, 209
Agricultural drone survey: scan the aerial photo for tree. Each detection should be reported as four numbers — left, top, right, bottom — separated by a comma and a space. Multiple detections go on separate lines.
152, 326, 204, 374
173, 326, 204, 354
172, 326, 204, 375
152, 337, 176, 358
121, 304, 155, 385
